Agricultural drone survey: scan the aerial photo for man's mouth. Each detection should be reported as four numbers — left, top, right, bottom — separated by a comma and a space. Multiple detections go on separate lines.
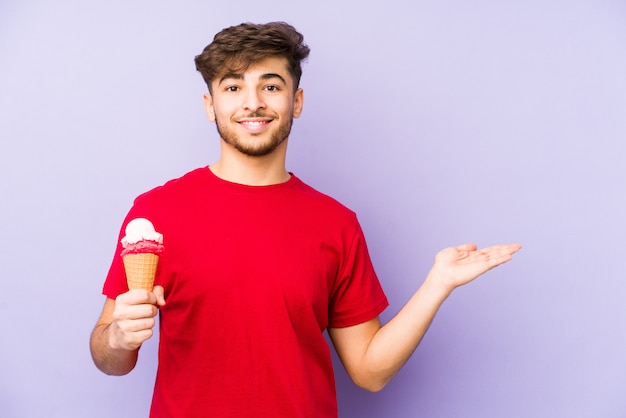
241, 120, 268, 126
238, 118, 272, 133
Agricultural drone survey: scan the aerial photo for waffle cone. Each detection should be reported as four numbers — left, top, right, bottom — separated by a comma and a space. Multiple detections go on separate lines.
123, 253, 159, 290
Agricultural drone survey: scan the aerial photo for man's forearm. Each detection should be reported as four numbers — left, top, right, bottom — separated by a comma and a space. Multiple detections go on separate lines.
360, 275, 452, 390
90, 323, 139, 376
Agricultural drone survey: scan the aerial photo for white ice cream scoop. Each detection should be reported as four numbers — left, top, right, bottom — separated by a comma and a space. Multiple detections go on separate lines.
121, 218, 163, 247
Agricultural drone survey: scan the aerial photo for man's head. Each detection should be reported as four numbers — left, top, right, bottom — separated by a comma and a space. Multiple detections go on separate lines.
195, 22, 310, 94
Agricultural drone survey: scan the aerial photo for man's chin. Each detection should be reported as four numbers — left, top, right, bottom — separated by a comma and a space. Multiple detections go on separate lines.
236, 145, 280, 157
225, 137, 287, 158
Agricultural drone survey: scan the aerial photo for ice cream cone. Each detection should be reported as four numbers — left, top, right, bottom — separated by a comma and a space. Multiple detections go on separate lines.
123, 252, 159, 290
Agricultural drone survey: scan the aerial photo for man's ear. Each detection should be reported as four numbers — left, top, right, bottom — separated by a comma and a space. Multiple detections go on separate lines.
293, 88, 304, 119
203, 93, 216, 122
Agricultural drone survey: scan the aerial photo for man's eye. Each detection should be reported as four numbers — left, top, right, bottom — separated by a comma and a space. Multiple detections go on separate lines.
265, 85, 279, 92
225, 86, 239, 92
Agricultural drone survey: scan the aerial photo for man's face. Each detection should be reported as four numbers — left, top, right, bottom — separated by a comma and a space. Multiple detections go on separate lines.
204, 57, 304, 157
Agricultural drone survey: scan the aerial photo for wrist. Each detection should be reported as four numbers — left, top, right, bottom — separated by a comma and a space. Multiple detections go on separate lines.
423, 269, 455, 301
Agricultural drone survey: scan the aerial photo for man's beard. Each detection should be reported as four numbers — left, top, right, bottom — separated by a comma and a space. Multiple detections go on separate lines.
215, 113, 294, 157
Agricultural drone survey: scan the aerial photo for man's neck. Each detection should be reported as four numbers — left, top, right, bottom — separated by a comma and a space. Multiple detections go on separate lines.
210, 141, 290, 186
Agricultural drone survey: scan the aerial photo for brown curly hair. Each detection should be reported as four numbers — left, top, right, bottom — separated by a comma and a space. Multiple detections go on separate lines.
194, 22, 310, 93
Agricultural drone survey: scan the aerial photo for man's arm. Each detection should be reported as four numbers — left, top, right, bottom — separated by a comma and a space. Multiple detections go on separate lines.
89, 287, 165, 376
328, 243, 521, 392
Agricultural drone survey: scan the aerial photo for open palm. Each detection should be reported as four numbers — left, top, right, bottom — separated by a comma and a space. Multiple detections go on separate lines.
431, 243, 522, 291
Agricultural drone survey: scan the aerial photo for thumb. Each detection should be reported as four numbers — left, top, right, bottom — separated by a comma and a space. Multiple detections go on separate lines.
153, 285, 166, 307
456, 243, 477, 252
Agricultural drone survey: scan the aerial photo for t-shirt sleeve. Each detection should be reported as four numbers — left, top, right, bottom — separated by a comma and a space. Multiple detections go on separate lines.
328, 219, 388, 328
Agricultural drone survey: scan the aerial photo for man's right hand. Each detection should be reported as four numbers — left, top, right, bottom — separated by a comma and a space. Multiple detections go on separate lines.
108, 286, 165, 351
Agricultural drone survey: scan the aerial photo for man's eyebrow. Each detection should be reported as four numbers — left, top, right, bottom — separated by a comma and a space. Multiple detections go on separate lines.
218, 72, 288, 86
260, 73, 287, 85
218, 72, 243, 85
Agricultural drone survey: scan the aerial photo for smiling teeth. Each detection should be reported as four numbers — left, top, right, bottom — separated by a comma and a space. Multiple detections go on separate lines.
243, 121, 264, 125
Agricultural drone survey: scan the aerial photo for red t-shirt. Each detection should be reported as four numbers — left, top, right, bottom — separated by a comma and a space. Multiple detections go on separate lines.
103, 167, 388, 418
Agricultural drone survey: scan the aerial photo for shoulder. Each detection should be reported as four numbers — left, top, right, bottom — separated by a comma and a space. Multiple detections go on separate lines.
289, 175, 358, 225
123, 167, 210, 238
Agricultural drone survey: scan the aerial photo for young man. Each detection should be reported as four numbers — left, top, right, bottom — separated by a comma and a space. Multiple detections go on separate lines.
90, 22, 521, 418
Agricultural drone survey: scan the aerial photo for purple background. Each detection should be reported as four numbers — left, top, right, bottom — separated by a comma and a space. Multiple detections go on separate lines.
1, 0, 625, 417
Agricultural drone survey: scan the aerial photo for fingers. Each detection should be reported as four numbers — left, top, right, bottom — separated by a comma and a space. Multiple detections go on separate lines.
109, 319, 155, 351
482, 243, 522, 260
153, 285, 166, 307
117, 289, 157, 305
109, 289, 161, 350
114, 290, 158, 320
455, 243, 477, 252
113, 303, 158, 322
479, 243, 522, 255
115, 316, 156, 335
117, 287, 166, 308
457, 243, 521, 256
477, 243, 522, 269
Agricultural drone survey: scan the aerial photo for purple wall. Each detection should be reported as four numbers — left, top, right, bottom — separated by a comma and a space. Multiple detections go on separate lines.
1, 0, 625, 417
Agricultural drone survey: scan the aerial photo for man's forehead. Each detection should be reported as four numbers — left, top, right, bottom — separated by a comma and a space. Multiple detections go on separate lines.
215, 57, 291, 83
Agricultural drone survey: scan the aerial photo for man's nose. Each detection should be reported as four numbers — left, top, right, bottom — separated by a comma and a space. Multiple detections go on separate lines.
242, 89, 265, 111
